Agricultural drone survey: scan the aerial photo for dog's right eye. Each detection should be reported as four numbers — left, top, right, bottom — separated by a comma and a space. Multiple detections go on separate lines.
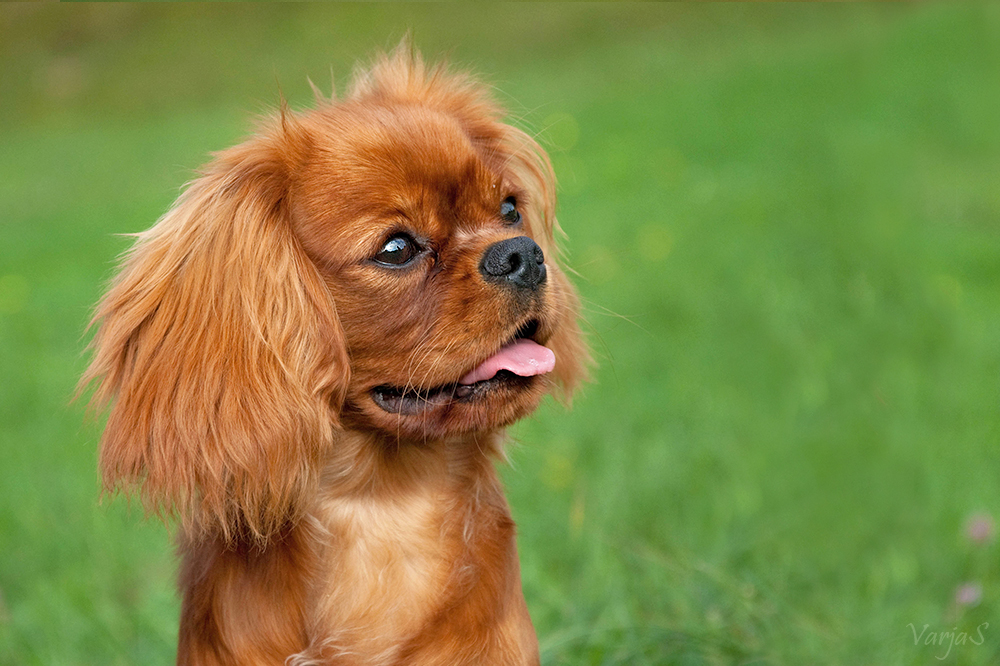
373, 234, 420, 267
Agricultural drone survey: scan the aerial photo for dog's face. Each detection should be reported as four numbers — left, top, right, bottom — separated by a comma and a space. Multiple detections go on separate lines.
82, 49, 585, 538
290, 104, 576, 440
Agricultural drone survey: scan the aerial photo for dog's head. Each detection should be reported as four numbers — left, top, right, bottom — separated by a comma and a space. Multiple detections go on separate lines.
81, 46, 585, 540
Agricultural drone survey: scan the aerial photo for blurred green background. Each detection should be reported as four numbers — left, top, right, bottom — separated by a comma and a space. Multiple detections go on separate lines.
3, 4, 1000, 665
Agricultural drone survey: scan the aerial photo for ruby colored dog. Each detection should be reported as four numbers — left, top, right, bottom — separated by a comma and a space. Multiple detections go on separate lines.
82, 45, 585, 665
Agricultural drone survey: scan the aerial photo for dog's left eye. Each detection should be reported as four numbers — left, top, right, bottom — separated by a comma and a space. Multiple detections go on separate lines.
500, 197, 521, 225
373, 234, 420, 266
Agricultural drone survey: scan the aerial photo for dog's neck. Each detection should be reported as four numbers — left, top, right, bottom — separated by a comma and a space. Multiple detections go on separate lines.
318, 429, 507, 500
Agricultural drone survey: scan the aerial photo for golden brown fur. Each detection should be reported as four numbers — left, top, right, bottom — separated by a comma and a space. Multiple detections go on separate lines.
81, 44, 586, 665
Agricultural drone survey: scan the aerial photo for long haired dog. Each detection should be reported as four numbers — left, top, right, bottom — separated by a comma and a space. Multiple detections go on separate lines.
81, 46, 585, 665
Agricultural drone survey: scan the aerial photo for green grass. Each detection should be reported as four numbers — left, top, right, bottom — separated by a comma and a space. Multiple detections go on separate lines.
3, 4, 1000, 664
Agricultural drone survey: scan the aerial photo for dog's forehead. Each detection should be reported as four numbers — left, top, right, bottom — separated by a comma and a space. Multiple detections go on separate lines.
294, 104, 512, 262
322, 106, 500, 200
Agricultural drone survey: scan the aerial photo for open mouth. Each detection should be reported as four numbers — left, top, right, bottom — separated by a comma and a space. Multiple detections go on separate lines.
370, 319, 554, 416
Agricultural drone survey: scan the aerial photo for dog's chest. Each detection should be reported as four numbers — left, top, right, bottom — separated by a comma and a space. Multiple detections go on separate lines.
310, 489, 455, 660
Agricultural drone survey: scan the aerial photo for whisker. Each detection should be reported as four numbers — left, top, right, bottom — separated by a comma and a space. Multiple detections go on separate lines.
579, 299, 649, 335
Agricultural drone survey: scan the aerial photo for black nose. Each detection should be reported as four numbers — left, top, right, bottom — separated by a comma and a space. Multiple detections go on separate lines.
479, 236, 547, 292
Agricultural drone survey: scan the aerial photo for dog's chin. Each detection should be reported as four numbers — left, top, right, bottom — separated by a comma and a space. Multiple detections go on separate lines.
358, 372, 549, 440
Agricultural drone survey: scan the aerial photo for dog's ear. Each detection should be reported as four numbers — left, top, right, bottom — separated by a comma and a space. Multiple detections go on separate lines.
80, 116, 349, 542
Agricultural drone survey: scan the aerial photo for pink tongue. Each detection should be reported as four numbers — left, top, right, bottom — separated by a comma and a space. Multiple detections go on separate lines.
460, 339, 556, 385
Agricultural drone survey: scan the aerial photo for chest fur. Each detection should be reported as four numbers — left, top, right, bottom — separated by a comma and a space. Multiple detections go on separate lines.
308, 490, 455, 662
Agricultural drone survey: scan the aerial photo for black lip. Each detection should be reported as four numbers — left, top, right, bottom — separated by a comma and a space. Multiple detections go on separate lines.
370, 318, 542, 416
370, 382, 454, 416
371, 371, 533, 415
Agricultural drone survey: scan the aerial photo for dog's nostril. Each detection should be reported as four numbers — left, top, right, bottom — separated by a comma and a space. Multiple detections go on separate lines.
480, 236, 546, 291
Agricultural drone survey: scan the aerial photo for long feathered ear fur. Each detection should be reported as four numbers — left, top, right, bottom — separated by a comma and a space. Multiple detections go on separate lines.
80, 118, 349, 543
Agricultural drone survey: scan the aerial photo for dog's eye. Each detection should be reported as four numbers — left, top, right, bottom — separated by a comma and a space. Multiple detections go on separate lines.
500, 197, 521, 225
373, 234, 420, 266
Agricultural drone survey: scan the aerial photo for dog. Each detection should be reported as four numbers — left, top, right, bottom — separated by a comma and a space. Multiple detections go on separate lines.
81, 44, 586, 665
